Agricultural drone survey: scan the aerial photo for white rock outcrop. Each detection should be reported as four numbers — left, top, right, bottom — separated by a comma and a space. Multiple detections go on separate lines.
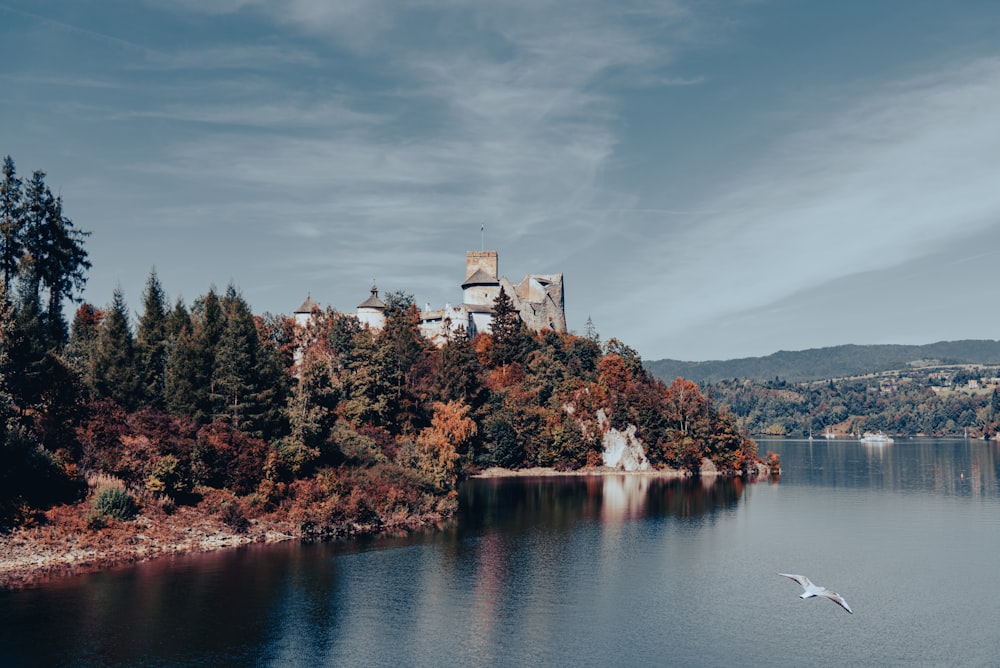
598, 409, 650, 471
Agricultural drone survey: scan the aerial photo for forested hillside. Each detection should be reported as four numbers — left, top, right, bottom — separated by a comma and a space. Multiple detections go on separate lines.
646, 340, 1000, 384
708, 372, 1000, 439
0, 155, 759, 541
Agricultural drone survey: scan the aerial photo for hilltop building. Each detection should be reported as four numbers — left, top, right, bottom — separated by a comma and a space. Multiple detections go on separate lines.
419, 250, 566, 344
293, 249, 565, 345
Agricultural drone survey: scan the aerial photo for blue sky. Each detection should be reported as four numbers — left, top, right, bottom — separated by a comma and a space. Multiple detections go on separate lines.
3, 0, 1000, 362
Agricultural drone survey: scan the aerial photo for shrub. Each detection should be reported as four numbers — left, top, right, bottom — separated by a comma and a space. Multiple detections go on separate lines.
92, 486, 137, 521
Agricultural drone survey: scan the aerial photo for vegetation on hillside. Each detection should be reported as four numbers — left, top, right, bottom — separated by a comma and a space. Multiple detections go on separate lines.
646, 340, 1000, 385
0, 155, 759, 539
709, 367, 1000, 438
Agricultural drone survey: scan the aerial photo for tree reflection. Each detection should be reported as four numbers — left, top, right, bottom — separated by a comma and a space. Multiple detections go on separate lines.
459, 474, 755, 533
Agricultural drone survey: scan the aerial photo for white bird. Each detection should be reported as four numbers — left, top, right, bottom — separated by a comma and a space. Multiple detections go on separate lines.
777, 573, 853, 614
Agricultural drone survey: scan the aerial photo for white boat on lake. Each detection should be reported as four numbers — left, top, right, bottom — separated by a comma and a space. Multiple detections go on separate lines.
859, 431, 894, 444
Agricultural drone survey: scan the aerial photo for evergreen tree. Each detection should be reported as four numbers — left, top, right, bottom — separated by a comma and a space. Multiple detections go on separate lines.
90, 288, 139, 409
66, 303, 103, 387
165, 289, 223, 422
489, 286, 530, 367
342, 329, 399, 428
165, 297, 190, 340
435, 333, 485, 408
164, 323, 209, 422
0, 156, 24, 293
19, 170, 90, 349
210, 286, 286, 438
280, 347, 338, 473
0, 280, 74, 525
584, 316, 600, 343
379, 301, 428, 431
8, 270, 52, 414
135, 269, 168, 408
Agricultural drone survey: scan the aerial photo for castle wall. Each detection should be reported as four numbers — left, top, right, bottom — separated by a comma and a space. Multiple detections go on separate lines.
357, 308, 385, 330
501, 273, 566, 333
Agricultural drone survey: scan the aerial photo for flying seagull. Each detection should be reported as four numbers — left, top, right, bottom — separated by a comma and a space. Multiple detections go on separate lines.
777, 573, 853, 614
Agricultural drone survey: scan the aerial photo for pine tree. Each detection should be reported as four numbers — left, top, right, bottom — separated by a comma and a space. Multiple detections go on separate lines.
19, 170, 90, 349
164, 323, 208, 421
90, 288, 139, 409
584, 316, 600, 343
135, 269, 168, 408
165, 297, 190, 340
66, 303, 103, 382
8, 271, 52, 414
210, 286, 286, 438
0, 156, 24, 293
435, 334, 485, 408
489, 286, 529, 367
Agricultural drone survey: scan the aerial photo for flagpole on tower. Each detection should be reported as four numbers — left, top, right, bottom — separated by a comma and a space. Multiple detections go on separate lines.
481, 224, 485, 252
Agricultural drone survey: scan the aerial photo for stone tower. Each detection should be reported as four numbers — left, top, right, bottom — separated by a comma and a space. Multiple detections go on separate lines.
357, 283, 386, 330
462, 251, 501, 306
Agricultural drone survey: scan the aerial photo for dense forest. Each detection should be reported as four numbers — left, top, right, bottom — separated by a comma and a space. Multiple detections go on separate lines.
646, 340, 1000, 384
709, 374, 1000, 438
0, 155, 759, 537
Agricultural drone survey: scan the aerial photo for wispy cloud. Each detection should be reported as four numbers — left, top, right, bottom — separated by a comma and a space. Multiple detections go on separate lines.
624, 56, 1000, 355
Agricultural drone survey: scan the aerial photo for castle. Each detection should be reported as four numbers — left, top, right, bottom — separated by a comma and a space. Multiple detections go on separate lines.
295, 250, 566, 343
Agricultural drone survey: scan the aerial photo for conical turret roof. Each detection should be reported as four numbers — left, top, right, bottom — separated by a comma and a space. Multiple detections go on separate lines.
358, 285, 385, 310
295, 295, 319, 313
461, 268, 499, 288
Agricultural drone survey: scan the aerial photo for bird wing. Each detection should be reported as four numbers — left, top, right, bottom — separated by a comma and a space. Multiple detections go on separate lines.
777, 573, 811, 589
820, 591, 853, 614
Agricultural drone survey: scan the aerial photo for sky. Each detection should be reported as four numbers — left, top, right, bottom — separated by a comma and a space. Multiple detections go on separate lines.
3, 0, 1000, 362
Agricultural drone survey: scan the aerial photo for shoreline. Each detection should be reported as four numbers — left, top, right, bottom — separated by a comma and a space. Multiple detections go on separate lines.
472, 465, 691, 478
2, 463, 767, 591
0, 504, 445, 591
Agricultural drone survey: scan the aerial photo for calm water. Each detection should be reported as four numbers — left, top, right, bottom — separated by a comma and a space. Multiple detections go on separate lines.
3, 439, 1000, 667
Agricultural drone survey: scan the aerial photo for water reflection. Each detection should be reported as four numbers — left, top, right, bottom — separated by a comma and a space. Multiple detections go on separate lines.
457, 474, 754, 536
766, 438, 1000, 497
5, 441, 1000, 666
0, 474, 759, 666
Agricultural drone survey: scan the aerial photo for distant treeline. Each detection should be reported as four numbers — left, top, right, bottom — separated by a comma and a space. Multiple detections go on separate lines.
645, 340, 1000, 385
707, 375, 1000, 439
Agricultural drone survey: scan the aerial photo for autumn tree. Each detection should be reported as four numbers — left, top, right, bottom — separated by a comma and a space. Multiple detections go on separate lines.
662, 377, 713, 473
414, 400, 477, 490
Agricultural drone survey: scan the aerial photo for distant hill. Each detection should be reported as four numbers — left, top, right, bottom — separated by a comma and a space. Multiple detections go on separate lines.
644, 340, 1000, 384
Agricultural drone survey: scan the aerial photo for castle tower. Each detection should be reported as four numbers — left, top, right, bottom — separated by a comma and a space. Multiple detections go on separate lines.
462, 251, 500, 306
357, 283, 386, 330
294, 295, 319, 328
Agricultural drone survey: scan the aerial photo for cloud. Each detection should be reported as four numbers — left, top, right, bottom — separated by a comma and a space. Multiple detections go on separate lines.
626, 56, 1000, 348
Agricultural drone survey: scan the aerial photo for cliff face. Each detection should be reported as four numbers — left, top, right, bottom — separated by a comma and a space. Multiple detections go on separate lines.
598, 410, 650, 471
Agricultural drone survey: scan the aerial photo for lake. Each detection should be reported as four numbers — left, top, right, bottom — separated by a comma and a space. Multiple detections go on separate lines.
2, 438, 1000, 666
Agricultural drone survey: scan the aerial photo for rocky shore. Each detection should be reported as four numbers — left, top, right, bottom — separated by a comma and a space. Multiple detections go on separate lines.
0, 503, 446, 591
